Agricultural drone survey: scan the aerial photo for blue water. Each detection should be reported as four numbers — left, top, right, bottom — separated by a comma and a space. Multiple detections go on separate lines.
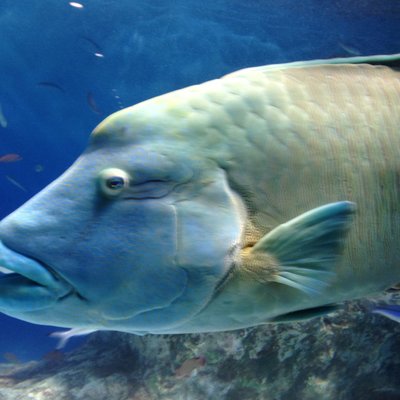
0, 0, 399, 361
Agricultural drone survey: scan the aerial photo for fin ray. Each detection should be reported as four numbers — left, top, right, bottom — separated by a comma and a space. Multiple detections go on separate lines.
243, 201, 356, 295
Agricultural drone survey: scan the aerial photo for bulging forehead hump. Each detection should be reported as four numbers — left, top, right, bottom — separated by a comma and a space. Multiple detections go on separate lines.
90, 88, 195, 147
89, 76, 243, 150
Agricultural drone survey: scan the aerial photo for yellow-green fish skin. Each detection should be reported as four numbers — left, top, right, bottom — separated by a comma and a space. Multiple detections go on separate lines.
0, 55, 399, 335
93, 58, 400, 332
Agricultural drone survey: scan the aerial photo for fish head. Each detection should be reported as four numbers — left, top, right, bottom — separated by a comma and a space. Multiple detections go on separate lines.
0, 101, 246, 332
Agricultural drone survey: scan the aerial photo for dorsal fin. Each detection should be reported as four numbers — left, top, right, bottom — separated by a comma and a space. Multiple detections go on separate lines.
225, 53, 400, 78
361, 55, 400, 69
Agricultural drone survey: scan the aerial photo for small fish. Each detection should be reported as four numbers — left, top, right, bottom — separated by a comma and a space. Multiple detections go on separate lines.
0, 104, 7, 128
373, 305, 400, 323
87, 92, 101, 114
37, 82, 66, 93
0, 153, 22, 163
80, 36, 105, 58
175, 356, 206, 378
338, 42, 361, 56
34, 164, 44, 173
69, 2, 84, 8
5, 175, 27, 192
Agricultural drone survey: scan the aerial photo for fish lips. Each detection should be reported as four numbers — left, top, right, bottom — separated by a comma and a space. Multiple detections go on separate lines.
0, 241, 72, 311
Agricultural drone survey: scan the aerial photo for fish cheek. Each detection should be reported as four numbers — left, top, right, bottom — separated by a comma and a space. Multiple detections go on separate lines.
174, 169, 246, 297
97, 200, 188, 322
99, 170, 246, 329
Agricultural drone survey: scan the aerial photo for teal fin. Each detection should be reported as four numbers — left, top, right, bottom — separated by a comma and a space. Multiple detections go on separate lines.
49, 328, 98, 349
245, 201, 356, 295
229, 53, 400, 76
270, 304, 340, 323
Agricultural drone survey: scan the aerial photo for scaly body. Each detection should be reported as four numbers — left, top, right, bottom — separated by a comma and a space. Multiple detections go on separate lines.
0, 54, 399, 337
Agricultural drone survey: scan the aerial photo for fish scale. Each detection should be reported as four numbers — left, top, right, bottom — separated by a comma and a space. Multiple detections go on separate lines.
218, 64, 400, 295
121, 61, 400, 298
85, 59, 400, 287
143, 64, 394, 282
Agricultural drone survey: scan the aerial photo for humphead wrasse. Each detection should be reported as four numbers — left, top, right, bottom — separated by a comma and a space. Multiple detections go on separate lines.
0, 54, 399, 340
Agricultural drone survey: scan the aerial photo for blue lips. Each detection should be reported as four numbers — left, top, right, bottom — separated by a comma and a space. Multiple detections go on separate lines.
0, 241, 71, 311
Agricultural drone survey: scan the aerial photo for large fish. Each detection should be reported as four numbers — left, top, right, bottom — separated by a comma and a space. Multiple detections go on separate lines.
0, 54, 399, 340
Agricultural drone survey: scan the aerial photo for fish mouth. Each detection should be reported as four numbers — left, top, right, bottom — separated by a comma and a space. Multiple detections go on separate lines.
0, 241, 73, 312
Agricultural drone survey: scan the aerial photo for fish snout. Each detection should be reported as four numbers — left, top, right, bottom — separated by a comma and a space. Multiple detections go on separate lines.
0, 200, 66, 257
0, 210, 73, 312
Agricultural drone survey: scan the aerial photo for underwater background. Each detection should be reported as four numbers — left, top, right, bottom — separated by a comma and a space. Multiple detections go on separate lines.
0, 1, 399, 399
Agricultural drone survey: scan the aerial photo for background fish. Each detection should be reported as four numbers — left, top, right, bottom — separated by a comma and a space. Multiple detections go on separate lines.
0, 154, 22, 163
0, 104, 7, 128
79, 36, 105, 58
5, 176, 27, 192
87, 92, 101, 114
37, 82, 66, 93
373, 305, 400, 323
175, 356, 206, 378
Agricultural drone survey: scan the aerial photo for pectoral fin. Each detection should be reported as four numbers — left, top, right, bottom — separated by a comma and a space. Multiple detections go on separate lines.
241, 202, 356, 295
49, 328, 98, 349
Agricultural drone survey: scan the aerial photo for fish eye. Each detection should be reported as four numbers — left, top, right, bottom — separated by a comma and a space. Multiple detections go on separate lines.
98, 168, 130, 197
106, 176, 125, 190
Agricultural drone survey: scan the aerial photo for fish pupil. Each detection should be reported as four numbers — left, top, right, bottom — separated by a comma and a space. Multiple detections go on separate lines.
106, 176, 124, 190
